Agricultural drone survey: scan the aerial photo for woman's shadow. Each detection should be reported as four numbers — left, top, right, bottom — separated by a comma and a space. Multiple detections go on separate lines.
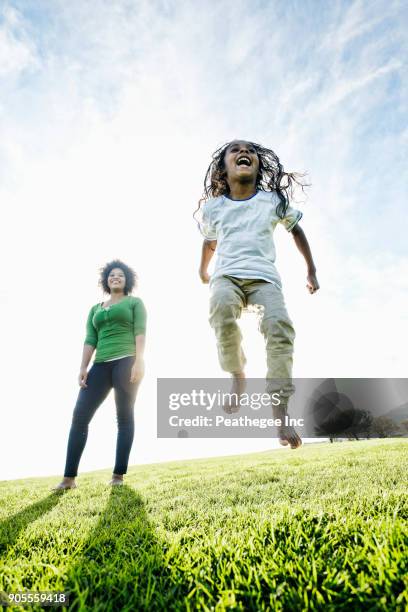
65, 485, 184, 610
0, 493, 63, 556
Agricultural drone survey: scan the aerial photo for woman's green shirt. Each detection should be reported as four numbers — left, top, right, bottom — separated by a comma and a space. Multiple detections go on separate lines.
85, 296, 147, 363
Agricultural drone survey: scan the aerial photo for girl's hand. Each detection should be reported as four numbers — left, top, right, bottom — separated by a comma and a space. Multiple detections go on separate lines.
130, 358, 145, 384
306, 273, 320, 294
78, 368, 88, 388
199, 269, 210, 284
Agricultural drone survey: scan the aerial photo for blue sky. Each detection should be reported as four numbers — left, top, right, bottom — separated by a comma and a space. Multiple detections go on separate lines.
2, 1, 406, 250
1, 0, 407, 479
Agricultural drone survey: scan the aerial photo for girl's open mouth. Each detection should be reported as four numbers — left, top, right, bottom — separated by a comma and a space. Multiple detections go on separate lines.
236, 156, 252, 167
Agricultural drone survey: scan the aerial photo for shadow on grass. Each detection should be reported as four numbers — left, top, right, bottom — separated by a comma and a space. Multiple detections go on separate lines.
65, 485, 186, 611
0, 493, 63, 556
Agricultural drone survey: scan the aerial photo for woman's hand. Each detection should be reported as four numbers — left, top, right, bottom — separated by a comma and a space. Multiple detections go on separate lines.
306, 272, 320, 294
78, 367, 89, 388
130, 358, 145, 384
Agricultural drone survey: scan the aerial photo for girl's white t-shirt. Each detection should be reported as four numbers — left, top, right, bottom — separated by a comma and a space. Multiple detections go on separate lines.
199, 190, 302, 289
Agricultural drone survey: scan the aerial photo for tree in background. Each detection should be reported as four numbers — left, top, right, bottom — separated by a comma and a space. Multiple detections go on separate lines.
346, 409, 374, 440
400, 419, 408, 434
370, 416, 399, 438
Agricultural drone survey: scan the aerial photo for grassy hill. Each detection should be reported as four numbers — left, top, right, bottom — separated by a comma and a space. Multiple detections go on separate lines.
1, 439, 407, 611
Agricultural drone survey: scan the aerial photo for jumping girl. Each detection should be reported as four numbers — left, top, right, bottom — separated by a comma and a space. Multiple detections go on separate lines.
196, 140, 319, 449
53, 259, 146, 489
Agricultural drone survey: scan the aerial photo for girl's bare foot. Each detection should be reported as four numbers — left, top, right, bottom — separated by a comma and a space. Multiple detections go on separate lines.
109, 473, 124, 486
278, 425, 302, 449
51, 477, 77, 491
271, 404, 302, 449
223, 372, 246, 414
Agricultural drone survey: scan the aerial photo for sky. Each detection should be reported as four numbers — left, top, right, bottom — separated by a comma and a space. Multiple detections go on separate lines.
1, 0, 407, 481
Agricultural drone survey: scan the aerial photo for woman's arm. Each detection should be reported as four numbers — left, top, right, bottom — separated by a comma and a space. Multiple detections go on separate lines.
199, 239, 217, 283
130, 298, 147, 384
291, 224, 320, 294
78, 344, 96, 388
130, 334, 146, 384
80, 305, 98, 387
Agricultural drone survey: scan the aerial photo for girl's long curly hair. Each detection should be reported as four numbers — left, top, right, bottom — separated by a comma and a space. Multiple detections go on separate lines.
194, 140, 310, 221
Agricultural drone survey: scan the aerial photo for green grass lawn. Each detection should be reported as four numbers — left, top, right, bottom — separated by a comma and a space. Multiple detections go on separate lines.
1, 439, 407, 611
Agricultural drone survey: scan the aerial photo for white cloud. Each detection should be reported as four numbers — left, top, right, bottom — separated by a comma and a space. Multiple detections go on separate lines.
0, 6, 38, 78
321, 0, 394, 50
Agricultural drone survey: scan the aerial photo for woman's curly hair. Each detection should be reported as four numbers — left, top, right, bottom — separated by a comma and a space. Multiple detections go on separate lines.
195, 140, 309, 221
99, 259, 137, 295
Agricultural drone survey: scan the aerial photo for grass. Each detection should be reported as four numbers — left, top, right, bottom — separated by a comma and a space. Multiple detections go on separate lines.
0, 439, 407, 611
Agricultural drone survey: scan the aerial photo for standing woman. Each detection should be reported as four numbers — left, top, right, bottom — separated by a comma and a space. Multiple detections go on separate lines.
53, 260, 146, 489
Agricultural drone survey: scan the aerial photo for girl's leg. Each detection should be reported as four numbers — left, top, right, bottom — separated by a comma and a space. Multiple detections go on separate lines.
111, 357, 139, 479
246, 280, 301, 448
63, 363, 112, 478
209, 276, 246, 375
246, 280, 295, 395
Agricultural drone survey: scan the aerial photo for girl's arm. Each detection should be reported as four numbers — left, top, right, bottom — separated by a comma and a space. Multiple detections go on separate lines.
291, 225, 320, 294
199, 239, 217, 283
79, 344, 96, 388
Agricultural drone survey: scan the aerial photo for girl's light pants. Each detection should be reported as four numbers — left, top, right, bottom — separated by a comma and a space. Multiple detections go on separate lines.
209, 275, 296, 403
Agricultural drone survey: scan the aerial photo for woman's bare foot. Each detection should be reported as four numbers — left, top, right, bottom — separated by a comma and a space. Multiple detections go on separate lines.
223, 372, 246, 414
109, 473, 124, 486
51, 477, 77, 491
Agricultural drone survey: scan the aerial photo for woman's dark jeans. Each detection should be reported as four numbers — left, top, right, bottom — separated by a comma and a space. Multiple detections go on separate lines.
64, 356, 138, 477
